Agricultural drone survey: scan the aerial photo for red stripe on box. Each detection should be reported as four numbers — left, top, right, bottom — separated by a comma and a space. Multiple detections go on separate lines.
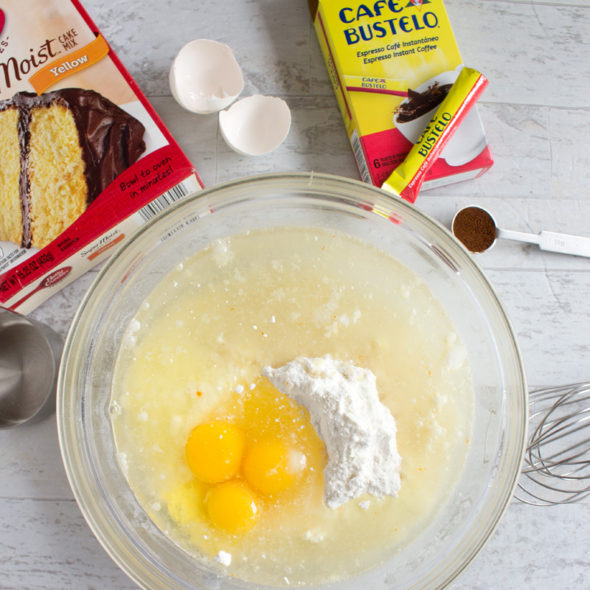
69, 0, 203, 189
0, 145, 193, 302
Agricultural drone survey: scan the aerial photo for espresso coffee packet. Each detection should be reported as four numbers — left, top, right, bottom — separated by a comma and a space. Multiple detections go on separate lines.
0, 0, 202, 312
383, 67, 488, 202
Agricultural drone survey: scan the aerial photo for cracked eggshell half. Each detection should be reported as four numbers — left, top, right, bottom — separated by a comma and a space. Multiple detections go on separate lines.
219, 95, 291, 156
169, 39, 244, 114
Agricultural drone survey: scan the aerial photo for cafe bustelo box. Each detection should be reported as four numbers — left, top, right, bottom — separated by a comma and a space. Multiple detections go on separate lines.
309, 0, 493, 198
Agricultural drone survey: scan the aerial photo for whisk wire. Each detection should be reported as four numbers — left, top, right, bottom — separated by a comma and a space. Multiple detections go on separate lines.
515, 381, 590, 506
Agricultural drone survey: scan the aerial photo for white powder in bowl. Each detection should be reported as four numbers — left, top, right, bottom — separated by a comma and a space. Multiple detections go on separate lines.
215, 550, 232, 566
263, 356, 401, 509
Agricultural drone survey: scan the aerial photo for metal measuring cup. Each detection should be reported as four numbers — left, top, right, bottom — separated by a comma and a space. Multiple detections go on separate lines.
0, 307, 63, 428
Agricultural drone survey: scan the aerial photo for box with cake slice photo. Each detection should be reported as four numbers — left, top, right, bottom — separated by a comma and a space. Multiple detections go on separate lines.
0, 0, 203, 313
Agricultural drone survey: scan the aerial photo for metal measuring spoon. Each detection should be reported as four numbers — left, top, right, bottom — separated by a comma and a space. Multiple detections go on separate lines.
0, 308, 62, 427
452, 206, 590, 257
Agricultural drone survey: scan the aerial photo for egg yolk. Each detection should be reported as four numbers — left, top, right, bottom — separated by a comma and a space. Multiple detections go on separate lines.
205, 481, 260, 534
185, 422, 244, 483
243, 439, 300, 496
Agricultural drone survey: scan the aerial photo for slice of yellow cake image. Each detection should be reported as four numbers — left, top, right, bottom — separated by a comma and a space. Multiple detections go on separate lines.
0, 104, 22, 246
0, 88, 146, 249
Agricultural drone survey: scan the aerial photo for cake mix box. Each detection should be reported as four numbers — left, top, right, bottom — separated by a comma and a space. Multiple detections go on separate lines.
0, 0, 202, 313
309, 0, 493, 196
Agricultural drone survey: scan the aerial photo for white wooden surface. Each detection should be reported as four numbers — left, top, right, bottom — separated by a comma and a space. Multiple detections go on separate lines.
2, 0, 590, 588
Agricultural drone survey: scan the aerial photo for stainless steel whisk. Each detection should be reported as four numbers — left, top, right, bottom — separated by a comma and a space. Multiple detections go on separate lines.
516, 382, 590, 506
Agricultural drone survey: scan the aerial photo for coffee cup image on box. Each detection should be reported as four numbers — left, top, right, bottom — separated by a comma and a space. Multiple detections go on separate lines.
0, 88, 146, 250
394, 68, 487, 167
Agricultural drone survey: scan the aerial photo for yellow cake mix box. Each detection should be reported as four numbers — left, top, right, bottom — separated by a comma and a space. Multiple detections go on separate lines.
0, 0, 202, 313
309, 0, 493, 197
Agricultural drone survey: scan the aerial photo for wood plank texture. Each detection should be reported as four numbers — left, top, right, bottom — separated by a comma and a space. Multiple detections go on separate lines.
2, 0, 589, 588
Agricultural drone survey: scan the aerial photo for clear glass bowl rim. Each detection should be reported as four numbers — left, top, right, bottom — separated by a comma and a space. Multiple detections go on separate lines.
57, 171, 528, 590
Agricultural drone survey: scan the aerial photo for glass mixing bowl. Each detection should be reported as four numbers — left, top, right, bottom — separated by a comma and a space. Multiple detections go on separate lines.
57, 172, 527, 589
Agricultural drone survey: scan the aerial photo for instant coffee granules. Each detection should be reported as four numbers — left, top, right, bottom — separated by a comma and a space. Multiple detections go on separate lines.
452, 206, 497, 253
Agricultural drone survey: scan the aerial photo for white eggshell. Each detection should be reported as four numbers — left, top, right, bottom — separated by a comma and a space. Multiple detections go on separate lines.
219, 95, 291, 156
169, 39, 244, 114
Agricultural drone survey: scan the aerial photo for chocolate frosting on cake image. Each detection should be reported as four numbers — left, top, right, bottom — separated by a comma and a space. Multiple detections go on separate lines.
0, 88, 146, 249
394, 82, 453, 123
